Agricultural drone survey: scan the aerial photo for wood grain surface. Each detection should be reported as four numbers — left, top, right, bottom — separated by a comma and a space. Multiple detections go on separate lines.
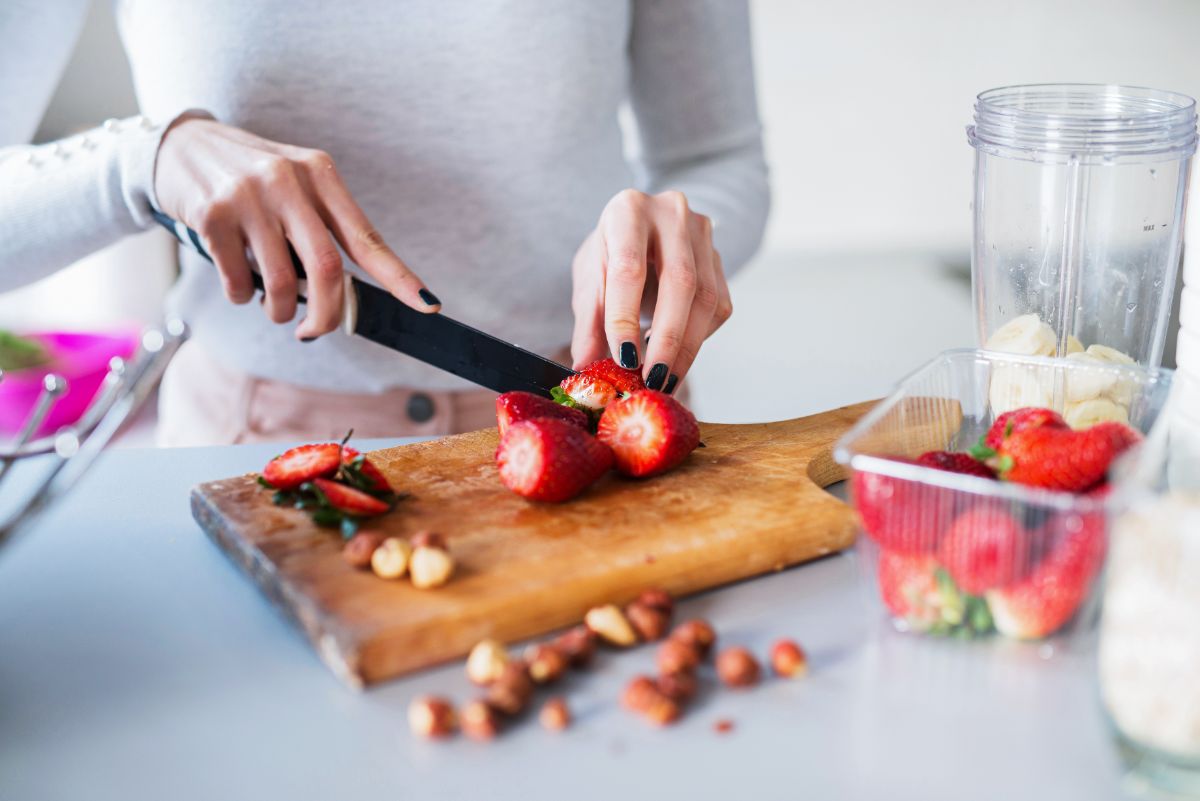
191, 400, 876, 688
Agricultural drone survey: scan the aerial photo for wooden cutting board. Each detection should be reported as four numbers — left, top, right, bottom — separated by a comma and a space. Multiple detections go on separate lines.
191, 400, 875, 688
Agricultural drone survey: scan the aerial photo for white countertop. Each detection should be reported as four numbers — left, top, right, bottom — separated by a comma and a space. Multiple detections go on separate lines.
0, 439, 1142, 801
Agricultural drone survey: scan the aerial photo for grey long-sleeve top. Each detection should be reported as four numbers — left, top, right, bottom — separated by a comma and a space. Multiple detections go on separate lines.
0, 0, 769, 391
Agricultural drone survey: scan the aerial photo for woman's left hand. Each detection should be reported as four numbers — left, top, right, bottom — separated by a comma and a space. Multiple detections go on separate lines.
570, 189, 733, 393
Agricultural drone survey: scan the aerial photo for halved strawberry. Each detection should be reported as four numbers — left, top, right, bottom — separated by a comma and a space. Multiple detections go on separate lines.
340, 447, 392, 493
917, 450, 996, 479
596, 390, 699, 478
981, 407, 1067, 451
850, 460, 952, 555
312, 477, 390, 517
496, 391, 590, 437
579, 358, 646, 395
937, 507, 1030, 595
986, 513, 1106, 639
557, 373, 618, 411
877, 551, 962, 633
496, 418, 614, 502
262, 443, 342, 490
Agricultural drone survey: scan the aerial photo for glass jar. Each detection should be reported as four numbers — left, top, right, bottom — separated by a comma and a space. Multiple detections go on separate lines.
967, 84, 1197, 368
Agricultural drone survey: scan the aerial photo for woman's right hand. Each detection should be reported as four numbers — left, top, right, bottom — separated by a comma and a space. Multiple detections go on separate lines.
154, 117, 439, 341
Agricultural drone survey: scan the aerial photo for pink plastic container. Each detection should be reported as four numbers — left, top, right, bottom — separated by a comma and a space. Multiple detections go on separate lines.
0, 330, 138, 437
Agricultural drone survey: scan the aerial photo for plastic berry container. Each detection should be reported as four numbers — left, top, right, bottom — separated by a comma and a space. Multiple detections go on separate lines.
833, 349, 1173, 642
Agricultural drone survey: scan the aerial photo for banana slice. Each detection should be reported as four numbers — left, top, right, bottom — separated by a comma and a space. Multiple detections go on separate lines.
1063, 352, 1118, 402
989, 364, 1053, 416
1086, 344, 1136, 365
986, 314, 1057, 357
1066, 335, 1085, 354
1086, 344, 1137, 405
1064, 397, 1130, 429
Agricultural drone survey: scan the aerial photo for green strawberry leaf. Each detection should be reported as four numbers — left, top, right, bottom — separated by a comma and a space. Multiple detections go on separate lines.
968, 437, 996, 461
311, 507, 343, 528
256, 475, 275, 489
967, 596, 994, 633
550, 386, 582, 408
995, 454, 1014, 475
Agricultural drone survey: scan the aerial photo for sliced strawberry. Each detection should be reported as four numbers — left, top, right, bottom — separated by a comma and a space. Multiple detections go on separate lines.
998, 421, 1141, 492
496, 419, 614, 502
937, 507, 1030, 595
558, 373, 618, 411
982, 407, 1067, 451
262, 443, 342, 490
339, 447, 392, 493
917, 450, 996, 479
579, 358, 646, 395
596, 390, 699, 478
312, 477, 390, 517
877, 551, 962, 633
496, 391, 590, 437
986, 513, 1106, 639
850, 460, 952, 554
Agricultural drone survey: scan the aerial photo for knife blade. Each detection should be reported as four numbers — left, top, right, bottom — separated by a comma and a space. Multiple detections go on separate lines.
152, 211, 574, 396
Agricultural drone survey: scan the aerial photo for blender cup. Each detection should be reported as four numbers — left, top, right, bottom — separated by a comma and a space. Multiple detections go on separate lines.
967, 85, 1197, 372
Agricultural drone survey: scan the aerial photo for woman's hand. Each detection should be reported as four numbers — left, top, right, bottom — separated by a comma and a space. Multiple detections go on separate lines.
571, 189, 733, 392
154, 117, 439, 341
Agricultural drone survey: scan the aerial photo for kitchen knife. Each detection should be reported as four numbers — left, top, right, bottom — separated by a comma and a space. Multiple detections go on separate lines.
151, 211, 574, 396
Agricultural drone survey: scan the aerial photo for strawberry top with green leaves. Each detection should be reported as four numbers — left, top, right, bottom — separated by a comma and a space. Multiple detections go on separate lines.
495, 418, 614, 503
579, 358, 646, 395
496, 391, 590, 437
596, 390, 699, 478
997, 420, 1141, 492
556, 373, 618, 411
339, 447, 393, 494
261, 442, 342, 489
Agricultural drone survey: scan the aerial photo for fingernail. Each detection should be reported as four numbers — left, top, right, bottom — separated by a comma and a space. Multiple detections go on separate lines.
664, 374, 679, 395
300, 336, 316, 343
619, 341, 638, 369
646, 362, 668, 391
419, 288, 441, 307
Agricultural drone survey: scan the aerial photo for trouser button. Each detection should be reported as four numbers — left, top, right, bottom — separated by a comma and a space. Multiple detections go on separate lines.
406, 392, 436, 423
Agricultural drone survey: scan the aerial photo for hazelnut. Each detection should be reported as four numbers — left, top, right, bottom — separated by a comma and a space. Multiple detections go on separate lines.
642, 690, 682, 726
621, 675, 659, 713
716, 647, 761, 688
486, 662, 533, 716
553, 626, 596, 669
584, 604, 637, 647
409, 543, 455, 589
371, 537, 412, 579
770, 639, 808, 679
460, 699, 500, 741
670, 619, 716, 658
657, 639, 701, 676
408, 695, 456, 739
539, 697, 571, 731
625, 601, 670, 642
635, 587, 674, 616
466, 638, 510, 686
410, 530, 447, 550
342, 532, 386, 569
656, 671, 698, 704
524, 643, 568, 684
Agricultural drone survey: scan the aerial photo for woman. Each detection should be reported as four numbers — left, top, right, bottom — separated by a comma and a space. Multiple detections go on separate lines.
0, 1, 769, 445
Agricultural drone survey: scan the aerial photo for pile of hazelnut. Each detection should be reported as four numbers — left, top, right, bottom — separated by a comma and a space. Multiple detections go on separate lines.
408, 589, 809, 740
343, 530, 455, 589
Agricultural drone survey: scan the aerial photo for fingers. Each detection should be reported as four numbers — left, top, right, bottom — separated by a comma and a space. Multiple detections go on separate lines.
306, 154, 440, 313
196, 204, 255, 305
570, 233, 608, 369
601, 190, 652, 370
642, 197, 700, 390
709, 250, 733, 337
244, 213, 298, 324
661, 216, 718, 389
283, 201, 345, 340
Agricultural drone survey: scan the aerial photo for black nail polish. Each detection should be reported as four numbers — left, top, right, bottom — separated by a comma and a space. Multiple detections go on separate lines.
619, 341, 638, 369
664, 374, 679, 395
419, 288, 441, 307
300, 336, 316, 343
646, 362, 668, 391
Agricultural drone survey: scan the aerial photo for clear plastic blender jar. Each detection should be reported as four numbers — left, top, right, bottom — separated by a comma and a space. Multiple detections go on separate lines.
967, 84, 1197, 367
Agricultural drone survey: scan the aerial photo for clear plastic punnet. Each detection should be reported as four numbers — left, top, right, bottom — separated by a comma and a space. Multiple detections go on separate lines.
834, 349, 1173, 643
968, 84, 1197, 367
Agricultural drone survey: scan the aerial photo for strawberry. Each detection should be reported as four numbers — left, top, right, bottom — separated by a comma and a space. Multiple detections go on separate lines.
579, 358, 646, 395
339, 447, 393, 493
850, 460, 952, 554
312, 477, 391, 517
998, 420, 1141, 492
982, 407, 1067, 451
937, 507, 1030, 594
495, 391, 590, 437
596, 390, 700, 478
877, 551, 963, 633
261, 443, 342, 490
496, 418, 614, 502
917, 450, 996, 479
556, 373, 618, 411
986, 513, 1106, 639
